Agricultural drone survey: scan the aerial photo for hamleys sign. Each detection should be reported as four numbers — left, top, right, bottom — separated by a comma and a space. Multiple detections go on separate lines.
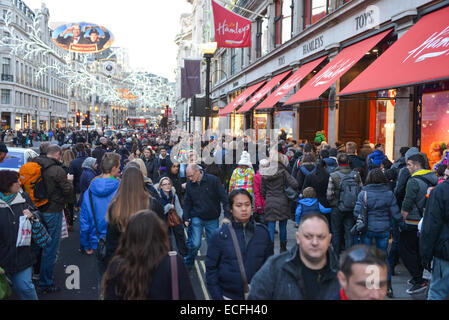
403, 25, 449, 63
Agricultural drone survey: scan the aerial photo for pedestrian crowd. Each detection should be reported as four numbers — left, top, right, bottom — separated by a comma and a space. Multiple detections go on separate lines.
1, 126, 449, 301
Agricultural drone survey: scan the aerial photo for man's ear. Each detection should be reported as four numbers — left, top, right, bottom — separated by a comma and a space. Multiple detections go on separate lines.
337, 271, 347, 289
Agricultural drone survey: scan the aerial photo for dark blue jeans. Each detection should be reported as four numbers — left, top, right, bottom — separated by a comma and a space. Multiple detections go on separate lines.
267, 220, 288, 243
331, 209, 355, 256
361, 231, 391, 280
38, 212, 62, 290
387, 218, 400, 269
184, 217, 219, 267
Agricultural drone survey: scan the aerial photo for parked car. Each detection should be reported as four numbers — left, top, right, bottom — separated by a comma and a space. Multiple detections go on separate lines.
0, 147, 39, 172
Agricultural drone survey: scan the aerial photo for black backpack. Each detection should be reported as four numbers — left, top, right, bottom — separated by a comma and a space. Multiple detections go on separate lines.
335, 171, 361, 212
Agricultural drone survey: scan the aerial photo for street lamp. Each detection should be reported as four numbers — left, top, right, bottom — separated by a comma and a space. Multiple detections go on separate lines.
201, 42, 217, 131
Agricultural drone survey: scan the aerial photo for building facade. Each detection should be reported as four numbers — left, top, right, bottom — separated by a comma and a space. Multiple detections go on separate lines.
186, 0, 448, 162
0, 0, 69, 131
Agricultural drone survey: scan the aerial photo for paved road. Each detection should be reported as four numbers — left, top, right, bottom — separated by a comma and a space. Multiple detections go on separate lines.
8, 213, 428, 300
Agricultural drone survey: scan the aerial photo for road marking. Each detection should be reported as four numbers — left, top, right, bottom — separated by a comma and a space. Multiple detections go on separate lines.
184, 228, 210, 300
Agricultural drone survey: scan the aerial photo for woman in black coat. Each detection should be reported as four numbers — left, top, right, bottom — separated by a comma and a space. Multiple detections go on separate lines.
0, 170, 38, 300
302, 159, 331, 209
102, 210, 195, 300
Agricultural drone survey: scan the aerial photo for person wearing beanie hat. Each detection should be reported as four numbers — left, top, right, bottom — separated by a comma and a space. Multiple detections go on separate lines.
229, 151, 255, 196
0, 142, 8, 163
78, 157, 98, 207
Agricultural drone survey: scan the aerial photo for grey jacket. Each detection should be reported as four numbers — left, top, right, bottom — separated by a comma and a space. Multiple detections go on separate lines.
248, 244, 340, 300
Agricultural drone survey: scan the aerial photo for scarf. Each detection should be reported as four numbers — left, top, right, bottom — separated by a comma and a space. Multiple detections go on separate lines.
0, 192, 18, 205
159, 190, 173, 207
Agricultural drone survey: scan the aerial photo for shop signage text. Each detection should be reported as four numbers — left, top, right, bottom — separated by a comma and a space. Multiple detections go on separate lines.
355, 9, 375, 31
403, 26, 449, 63
303, 35, 324, 56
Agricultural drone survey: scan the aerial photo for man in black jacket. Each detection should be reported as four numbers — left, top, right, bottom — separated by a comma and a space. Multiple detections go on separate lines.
183, 164, 229, 269
35, 144, 74, 294
248, 213, 339, 299
420, 179, 449, 300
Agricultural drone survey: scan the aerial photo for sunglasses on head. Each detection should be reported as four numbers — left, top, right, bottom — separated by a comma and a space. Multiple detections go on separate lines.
347, 247, 386, 264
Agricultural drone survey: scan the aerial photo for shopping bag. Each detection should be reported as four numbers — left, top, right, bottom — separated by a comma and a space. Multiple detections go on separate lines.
16, 216, 32, 247
31, 218, 52, 248
61, 211, 69, 239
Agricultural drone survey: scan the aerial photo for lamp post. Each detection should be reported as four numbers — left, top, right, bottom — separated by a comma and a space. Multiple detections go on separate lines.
201, 42, 217, 131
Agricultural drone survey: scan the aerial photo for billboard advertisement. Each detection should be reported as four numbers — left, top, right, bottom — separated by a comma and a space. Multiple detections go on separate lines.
52, 22, 114, 53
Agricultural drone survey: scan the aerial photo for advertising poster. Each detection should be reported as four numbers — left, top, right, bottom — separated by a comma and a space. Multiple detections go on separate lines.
52, 22, 114, 53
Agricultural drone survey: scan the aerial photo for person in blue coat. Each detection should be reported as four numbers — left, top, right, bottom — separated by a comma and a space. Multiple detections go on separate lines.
295, 187, 332, 226
79, 153, 121, 255
367, 144, 386, 171
206, 189, 273, 300
353, 168, 403, 298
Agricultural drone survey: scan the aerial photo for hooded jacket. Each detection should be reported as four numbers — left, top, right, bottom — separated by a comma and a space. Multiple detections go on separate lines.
229, 166, 255, 195
353, 184, 402, 233
68, 152, 89, 193
206, 217, 273, 300
79, 177, 120, 250
295, 198, 332, 224
261, 162, 299, 222
402, 170, 438, 224
35, 155, 74, 213
0, 192, 36, 277
248, 244, 340, 300
323, 157, 338, 174
367, 150, 386, 170
79, 158, 98, 206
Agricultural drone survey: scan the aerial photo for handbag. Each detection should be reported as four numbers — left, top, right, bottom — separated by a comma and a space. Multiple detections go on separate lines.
89, 190, 107, 261
31, 216, 51, 248
169, 251, 179, 300
350, 191, 368, 236
166, 196, 182, 228
224, 219, 250, 300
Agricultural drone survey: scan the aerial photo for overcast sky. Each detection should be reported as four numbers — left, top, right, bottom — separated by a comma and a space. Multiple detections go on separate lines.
25, 0, 193, 82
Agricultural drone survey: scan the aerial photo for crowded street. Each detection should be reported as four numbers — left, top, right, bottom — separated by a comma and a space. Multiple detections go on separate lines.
1, 0, 449, 309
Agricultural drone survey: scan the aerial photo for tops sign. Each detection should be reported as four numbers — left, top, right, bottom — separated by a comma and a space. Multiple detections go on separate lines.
52, 22, 114, 53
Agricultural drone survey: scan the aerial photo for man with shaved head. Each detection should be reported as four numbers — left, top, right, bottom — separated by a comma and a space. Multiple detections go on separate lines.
183, 163, 230, 270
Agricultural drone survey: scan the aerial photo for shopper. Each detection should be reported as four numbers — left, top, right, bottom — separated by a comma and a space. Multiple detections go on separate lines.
101, 210, 195, 300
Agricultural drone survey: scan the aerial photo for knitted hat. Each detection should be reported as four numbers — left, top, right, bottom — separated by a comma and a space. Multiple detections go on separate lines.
405, 147, 420, 161
238, 151, 252, 167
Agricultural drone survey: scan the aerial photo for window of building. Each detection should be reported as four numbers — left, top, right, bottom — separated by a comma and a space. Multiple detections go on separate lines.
2, 57, 11, 75
274, 0, 283, 46
261, 14, 269, 56
3, 31, 11, 44
241, 48, 245, 68
1, 89, 11, 104
231, 48, 237, 75
304, 0, 352, 27
220, 51, 228, 81
283, 0, 293, 42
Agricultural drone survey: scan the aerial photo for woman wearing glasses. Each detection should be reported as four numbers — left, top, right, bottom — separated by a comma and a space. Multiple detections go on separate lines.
154, 177, 187, 257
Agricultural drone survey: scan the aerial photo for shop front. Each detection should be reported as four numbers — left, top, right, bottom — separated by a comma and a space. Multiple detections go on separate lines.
274, 110, 297, 140
1, 112, 10, 130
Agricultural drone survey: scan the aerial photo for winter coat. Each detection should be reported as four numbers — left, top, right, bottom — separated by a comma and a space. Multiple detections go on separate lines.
229, 166, 255, 195
295, 198, 332, 224
295, 163, 316, 190
402, 170, 438, 225
420, 180, 449, 264
34, 155, 74, 213
367, 150, 386, 170
153, 155, 173, 182
183, 172, 229, 221
353, 184, 402, 233
79, 177, 120, 250
68, 154, 89, 193
0, 192, 36, 277
91, 147, 106, 173
327, 166, 363, 209
141, 155, 156, 179
248, 244, 340, 300
348, 154, 368, 183
359, 143, 373, 160
302, 167, 330, 208
323, 157, 338, 174
206, 217, 273, 300
253, 171, 265, 212
79, 167, 97, 206
261, 162, 299, 222
104, 254, 196, 300
153, 184, 183, 219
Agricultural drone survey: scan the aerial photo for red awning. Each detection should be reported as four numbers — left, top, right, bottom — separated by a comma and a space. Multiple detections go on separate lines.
237, 70, 292, 113
340, 6, 449, 96
285, 29, 392, 105
219, 81, 265, 115
255, 56, 327, 110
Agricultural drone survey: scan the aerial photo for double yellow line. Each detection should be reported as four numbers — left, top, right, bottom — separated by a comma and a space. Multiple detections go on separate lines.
184, 229, 210, 300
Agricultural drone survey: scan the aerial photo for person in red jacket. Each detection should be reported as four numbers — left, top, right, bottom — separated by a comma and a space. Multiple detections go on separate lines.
253, 159, 269, 224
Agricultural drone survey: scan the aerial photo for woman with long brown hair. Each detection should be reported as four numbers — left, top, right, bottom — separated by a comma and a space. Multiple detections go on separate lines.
101, 210, 195, 300
102, 166, 151, 273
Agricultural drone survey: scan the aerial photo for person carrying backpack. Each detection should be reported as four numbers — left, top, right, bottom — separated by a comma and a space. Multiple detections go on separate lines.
327, 153, 363, 256
295, 187, 331, 226
295, 153, 317, 190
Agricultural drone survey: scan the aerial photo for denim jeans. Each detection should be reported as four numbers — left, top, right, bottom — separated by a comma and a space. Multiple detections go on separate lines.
428, 257, 449, 300
361, 231, 391, 280
38, 212, 62, 290
387, 218, 400, 269
11, 267, 38, 300
184, 217, 219, 267
267, 220, 288, 243
331, 209, 355, 256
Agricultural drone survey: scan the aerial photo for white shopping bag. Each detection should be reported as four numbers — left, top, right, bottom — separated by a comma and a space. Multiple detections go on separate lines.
16, 216, 32, 247
61, 211, 69, 239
